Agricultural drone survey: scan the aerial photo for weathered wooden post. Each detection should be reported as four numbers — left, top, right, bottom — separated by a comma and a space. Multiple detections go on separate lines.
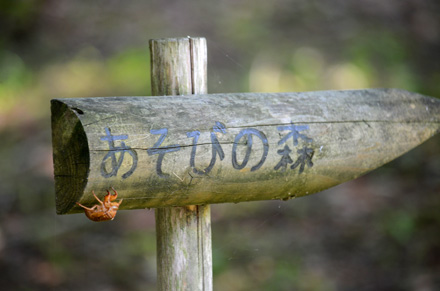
150, 37, 212, 290
51, 36, 440, 290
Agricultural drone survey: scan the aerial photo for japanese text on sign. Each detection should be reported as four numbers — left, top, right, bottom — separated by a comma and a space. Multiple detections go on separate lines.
100, 121, 315, 179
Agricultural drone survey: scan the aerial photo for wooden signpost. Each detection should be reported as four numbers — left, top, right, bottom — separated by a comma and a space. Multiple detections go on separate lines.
51, 37, 440, 290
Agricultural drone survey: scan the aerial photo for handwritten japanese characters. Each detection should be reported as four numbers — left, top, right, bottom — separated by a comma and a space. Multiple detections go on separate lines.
275, 123, 314, 173
99, 121, 315, 179
232, 128, 269, 172
147, 128, 181, 178
100, 127, 138, 179
187, 121, 226, 175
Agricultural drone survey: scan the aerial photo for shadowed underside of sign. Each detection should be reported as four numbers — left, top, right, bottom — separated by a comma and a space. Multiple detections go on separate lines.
51, 88, 440, 214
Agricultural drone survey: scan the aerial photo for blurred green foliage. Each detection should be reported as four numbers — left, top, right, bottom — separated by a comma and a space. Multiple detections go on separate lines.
0, 47, 150, 122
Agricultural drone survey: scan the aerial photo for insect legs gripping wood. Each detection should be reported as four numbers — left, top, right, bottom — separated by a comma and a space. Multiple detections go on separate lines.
76, 187, 123, 222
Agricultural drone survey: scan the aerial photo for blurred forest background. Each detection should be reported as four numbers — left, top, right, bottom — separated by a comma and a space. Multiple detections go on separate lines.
1, 0, 439, 290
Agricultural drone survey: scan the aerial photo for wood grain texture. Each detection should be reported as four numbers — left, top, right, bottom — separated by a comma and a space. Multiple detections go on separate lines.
51, 88, 440, 214
150, 37, 212, 291
156, 205, 212, 290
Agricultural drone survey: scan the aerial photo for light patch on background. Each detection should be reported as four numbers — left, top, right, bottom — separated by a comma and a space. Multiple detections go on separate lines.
249, 54, 282, 92
326, 63, 369, 89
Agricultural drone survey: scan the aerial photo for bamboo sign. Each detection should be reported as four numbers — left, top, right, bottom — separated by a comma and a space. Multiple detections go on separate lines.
51, 89, 440, 214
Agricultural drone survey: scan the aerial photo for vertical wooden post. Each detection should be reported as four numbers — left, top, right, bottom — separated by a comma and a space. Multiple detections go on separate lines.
149, 37, 212, 291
